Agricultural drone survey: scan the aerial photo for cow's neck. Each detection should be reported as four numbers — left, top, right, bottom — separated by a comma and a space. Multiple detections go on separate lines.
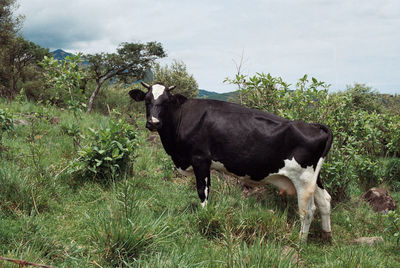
157, 106, 181, 156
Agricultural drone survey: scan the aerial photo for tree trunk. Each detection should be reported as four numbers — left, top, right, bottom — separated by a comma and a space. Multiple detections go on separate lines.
86, 81, 102, 113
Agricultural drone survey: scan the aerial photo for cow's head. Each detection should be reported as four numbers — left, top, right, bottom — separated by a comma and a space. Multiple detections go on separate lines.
129, 82, 178, 131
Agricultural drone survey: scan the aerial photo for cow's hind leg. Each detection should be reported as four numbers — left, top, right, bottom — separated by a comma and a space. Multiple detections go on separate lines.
314, 186, 332, 241
297, 187, 316, 242
192, 156, 211, 208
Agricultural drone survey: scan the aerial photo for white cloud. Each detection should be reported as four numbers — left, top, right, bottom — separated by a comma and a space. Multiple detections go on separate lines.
17, 0, 400, 94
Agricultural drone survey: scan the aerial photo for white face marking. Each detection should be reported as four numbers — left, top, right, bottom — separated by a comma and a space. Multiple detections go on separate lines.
201, 200, 207, 208
151, 84, 166, 100
151, 116, 159, 123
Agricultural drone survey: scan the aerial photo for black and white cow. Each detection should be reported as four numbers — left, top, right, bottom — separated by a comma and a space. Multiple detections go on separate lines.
129, 82, 333, 241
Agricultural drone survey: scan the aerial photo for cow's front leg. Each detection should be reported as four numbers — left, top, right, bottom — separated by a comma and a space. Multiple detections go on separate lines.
192, 156, 211, 208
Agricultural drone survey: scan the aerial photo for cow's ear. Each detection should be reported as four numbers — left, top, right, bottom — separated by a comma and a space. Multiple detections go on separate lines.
129, 89, 146, 102
171, 94, 187, 105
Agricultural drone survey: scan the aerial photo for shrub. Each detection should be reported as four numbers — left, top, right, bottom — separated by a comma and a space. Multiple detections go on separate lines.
0, 108, 14, 133
40, 54, 86, 108
90, 82, 140, 115
384, 210, 400, 245
380, 158, 400, 191
70, 119, 137, 183
0, 108, 14, 149
354, 155, 381, 191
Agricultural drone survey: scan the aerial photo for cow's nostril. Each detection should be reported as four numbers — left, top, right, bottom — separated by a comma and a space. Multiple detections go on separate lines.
146, 121, 160, 131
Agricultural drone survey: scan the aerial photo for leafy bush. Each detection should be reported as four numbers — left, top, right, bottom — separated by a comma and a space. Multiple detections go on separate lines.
379, 158, 400, 191
40, 54, 86, 108
70, 119, 137, 182
384, 210, 400, 245
153, 60, 199, 98
0, 108, 14, 149
90, 82, 140, 115
0, 108, 14, 133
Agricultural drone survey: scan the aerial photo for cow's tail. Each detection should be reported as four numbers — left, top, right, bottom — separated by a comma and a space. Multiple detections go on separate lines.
317, 124, 333, 189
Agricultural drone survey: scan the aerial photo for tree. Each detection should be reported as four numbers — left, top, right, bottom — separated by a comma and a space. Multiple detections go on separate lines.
8, 37, 49, 93
40, 54, 86, 149
344, 83, 382, 113
153, 60, 198, 98
0, 0, 22, 46
0, 37, 49, 98
85, 41, 166, 113
0, 0, 23, 96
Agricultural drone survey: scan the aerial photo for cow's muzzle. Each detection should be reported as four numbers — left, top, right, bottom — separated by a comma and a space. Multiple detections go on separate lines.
146, 121, 160, 131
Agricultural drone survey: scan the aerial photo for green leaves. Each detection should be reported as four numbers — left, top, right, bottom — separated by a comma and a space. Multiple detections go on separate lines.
153, 60, 199, 98
0, 108, 14, 133
40, 54, 86, 111
0, 108, 14, 150
70, 119, 137, 182
384, 210, 400, 245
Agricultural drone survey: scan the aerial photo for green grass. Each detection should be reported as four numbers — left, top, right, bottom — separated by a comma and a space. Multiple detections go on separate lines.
0, 99, 399, 267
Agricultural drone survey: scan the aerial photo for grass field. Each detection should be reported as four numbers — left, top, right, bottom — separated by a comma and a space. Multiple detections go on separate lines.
0, 100, 399, 267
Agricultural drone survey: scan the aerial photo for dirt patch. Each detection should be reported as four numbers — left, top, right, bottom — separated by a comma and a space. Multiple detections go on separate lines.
360, 187, 397, 213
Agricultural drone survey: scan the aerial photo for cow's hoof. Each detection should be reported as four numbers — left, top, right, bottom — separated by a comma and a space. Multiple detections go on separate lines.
299, 232, 308, 243
321, 231, 332, 242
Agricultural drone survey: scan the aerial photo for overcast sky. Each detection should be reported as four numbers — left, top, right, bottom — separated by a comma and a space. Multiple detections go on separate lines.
17, 0, 400, 94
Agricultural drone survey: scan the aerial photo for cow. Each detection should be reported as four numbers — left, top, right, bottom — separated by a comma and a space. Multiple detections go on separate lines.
129, 82, 333, 242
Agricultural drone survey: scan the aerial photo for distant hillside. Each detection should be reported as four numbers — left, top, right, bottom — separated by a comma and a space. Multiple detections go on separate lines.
51, 49, 73, 60
198, 89, 239, 102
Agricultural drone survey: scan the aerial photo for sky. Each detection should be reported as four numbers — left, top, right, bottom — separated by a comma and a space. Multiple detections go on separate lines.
17, 0, 400, 94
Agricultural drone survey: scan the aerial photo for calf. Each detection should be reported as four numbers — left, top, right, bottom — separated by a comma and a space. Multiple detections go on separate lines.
129, 82, 333, 241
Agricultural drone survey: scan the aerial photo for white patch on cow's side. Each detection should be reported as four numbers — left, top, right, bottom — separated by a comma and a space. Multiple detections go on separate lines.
274, 157, 322, 197
177, 165, 193, 176
277, 158, 315, 185
151, 116, 159, 123
151, 84, 166, 100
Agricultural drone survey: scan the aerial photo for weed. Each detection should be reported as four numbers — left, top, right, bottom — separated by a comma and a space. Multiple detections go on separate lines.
384, 210, 400, 245
92, 197, 171, 266
69, 119, 137, 183
0, 107, 14, 150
